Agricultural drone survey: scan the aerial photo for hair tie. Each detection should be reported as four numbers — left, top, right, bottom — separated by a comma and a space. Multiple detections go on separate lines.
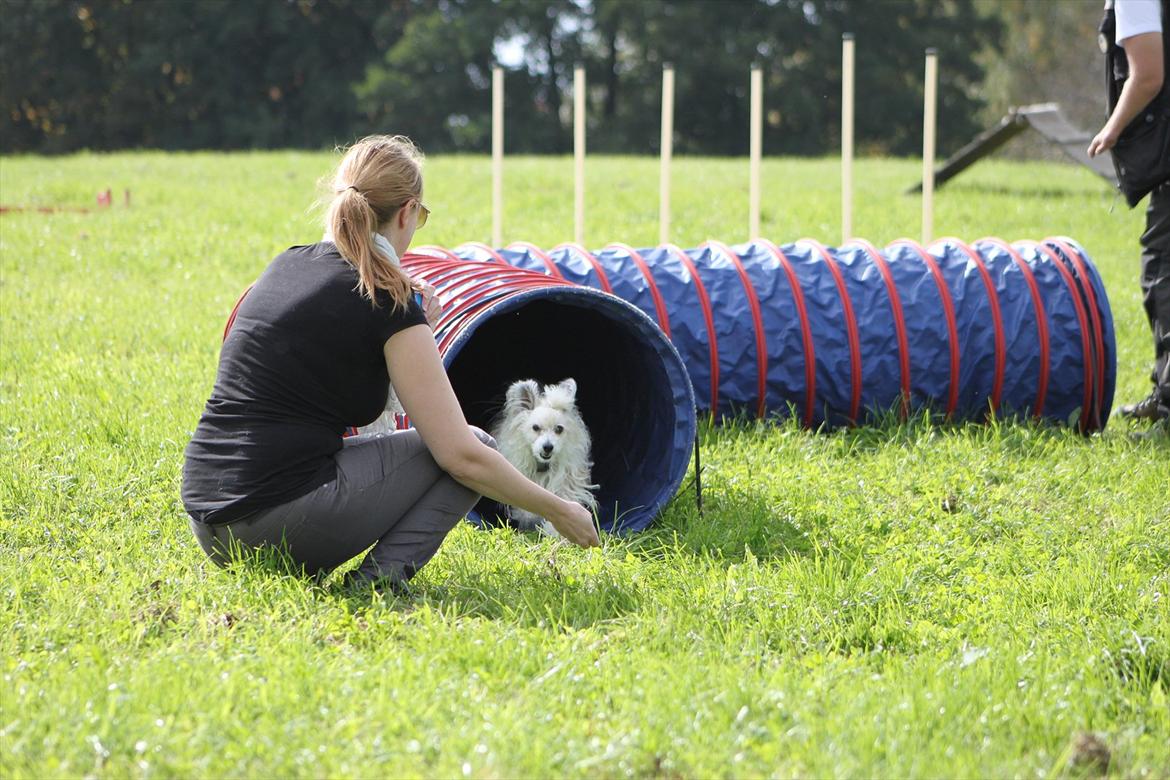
345, 185, 361, 194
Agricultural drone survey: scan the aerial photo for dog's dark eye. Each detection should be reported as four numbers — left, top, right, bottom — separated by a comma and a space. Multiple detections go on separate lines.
532, 424, 541, 433
554, 425, 564, 434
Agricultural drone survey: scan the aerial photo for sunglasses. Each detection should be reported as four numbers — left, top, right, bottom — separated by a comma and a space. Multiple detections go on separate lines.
414, 199, 430, 229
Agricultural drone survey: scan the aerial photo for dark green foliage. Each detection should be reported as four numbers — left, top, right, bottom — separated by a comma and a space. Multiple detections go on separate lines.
0, 0, 402, 151
2, 0, 1001, 155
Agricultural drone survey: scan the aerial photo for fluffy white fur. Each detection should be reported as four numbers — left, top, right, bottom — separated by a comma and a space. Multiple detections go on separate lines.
490, 378, 598, 537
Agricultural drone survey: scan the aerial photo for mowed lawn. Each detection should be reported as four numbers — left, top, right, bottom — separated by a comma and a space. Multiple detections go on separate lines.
1, 151, 1167, 778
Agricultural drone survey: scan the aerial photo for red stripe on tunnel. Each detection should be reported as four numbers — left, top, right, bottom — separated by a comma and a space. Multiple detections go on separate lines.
662, 243, 721, 416
892, 239, 961, 420
605, 243, 673, 338
553, 242, 615, 294
455, 242, 510, 265
507, 241, 567, 280
795, 239, 862, 425
848, 239, 911, 420
753, 240, 817, 427
935, 237, 1006, 417
223, 284, 253, 342
1024, 241, 1095, 433
402, 255, 576, 353
976, 238, 1050, 420
414, 245, 463, 262
703, 240, 770, 420
1045, 237, 1107, 431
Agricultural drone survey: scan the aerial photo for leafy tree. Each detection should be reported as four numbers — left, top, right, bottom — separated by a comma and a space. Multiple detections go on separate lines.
354, 0, 501, 152
1, 0, 403, 151
1, 0, 106, 153
354, 0, 586, 153
2, 0, 1003, 156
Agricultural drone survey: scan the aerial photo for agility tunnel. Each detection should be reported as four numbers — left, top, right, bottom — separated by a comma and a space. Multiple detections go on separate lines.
419, 236, 1116, 432
398, 255, 700, 533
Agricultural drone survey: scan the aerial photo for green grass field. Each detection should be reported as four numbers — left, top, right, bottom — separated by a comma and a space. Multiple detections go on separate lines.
1, 152, 1167, 778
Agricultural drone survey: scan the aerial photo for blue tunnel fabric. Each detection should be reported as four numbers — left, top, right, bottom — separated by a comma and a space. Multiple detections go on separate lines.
400, 255, 697, 533
448, 237, 1116, 431
1047, 237, 1117, 422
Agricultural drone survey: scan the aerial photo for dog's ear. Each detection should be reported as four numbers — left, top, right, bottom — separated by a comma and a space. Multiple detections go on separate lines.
555, 378, 577, 399
505, 379, 540, 413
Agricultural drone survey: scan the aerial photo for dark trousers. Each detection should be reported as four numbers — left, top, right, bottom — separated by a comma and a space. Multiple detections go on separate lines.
190, 427, 496, 584
1140, 182, 1170, 415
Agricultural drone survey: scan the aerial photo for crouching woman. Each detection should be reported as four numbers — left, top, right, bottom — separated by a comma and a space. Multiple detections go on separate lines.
181, 135, 599, 589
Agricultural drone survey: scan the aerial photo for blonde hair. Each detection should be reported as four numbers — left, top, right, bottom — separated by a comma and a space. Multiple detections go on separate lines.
325, 134, 423, 309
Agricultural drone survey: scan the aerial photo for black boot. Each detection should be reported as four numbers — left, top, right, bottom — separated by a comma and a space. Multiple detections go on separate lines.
1119, 390, 1168, 422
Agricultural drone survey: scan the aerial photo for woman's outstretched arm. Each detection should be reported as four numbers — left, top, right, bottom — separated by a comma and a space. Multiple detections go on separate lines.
384, 326, 600, 548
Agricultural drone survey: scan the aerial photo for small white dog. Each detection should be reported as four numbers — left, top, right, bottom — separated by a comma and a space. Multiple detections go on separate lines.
491, 378, 598, 537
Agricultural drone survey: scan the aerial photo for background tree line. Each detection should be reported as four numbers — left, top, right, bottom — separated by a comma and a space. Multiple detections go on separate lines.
0, 0, 1108, 158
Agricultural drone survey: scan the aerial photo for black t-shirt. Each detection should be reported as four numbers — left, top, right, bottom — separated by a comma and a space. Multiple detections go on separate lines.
182, 242, 427, 524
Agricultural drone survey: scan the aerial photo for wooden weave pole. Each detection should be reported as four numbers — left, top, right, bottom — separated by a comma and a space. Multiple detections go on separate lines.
841, 33, 855, 244
749, 63, 762, 241
574, 63, 586, 245
660, 64, 675, 246
492, 66, 504, 248
922, 48, 938, 244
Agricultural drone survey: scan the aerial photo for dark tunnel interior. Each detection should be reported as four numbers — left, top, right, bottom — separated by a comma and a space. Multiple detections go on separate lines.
444, 294, 691, 532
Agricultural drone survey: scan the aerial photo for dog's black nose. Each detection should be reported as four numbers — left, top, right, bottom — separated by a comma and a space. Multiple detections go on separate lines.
541, 443, 554, 454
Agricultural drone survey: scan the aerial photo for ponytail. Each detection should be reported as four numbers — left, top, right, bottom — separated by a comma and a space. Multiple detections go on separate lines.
324, 135, 424, 310
326, 187, 413, 310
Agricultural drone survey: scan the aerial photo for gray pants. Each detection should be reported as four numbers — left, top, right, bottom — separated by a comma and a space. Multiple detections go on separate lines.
1141, 181, 1170, 416
189, 427, 496, 584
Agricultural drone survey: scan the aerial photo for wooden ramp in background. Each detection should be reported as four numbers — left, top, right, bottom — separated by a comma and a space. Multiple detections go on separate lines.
907, 103, 1118, 193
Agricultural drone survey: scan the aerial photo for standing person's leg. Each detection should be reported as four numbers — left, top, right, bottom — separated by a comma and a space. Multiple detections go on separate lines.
190, 427, 495, 583
1140, 182, 1170, 419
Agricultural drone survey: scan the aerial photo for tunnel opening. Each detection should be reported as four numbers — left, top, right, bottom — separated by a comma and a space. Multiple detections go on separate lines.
443, 288, 695, 533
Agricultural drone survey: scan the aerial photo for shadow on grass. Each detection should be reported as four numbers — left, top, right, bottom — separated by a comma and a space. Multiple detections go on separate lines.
632, 488, 829, 564
333, 561, 645, 629
198, 516, 641, 631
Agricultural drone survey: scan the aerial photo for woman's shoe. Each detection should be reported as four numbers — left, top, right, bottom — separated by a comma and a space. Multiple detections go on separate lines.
1119, 391, 1166, 421
338, 568, 412, 597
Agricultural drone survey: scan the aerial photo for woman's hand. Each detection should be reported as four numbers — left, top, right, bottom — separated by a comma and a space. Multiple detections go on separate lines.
547, 499, 601, 548
415, 281, 441, 329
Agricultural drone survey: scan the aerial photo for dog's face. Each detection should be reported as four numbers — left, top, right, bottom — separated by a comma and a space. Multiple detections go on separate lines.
501, 378, 588, 471
525, 403, 573, 467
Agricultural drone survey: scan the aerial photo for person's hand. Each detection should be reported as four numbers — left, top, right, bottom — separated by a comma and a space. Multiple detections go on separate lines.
548, 499, 600, 548
416, 281, 441, 328
1087, 125, 1119, 158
